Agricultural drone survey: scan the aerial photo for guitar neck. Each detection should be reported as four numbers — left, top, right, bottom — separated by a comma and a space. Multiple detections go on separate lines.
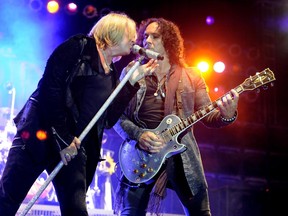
168, 84, 244, 136
166, 68, 275, 137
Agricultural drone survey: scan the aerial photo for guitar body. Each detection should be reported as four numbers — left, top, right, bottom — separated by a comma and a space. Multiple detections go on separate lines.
119, 114, 187, 184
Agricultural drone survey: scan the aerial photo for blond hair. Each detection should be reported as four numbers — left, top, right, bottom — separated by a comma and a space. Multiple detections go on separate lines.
89, 12, 136, 49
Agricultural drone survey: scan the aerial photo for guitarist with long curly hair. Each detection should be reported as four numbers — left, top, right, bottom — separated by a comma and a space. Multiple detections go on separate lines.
113, 17, 239, 216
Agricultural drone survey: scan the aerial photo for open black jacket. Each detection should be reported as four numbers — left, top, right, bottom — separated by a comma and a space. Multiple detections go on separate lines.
15, 34, 139, 161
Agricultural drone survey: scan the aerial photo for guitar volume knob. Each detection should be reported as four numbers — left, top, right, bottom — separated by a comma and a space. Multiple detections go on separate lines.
140, 163, 147, 168
133, 169, 139, 174
147, 167, 154, 173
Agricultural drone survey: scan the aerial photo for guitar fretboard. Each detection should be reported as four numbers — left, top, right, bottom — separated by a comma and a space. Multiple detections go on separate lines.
161, 68, 275, 142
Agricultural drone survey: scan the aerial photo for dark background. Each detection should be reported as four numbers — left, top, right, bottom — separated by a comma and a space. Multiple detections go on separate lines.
1, 0, 288, 215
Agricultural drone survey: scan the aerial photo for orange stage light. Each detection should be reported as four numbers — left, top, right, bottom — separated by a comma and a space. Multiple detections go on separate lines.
36, 130, 48, 141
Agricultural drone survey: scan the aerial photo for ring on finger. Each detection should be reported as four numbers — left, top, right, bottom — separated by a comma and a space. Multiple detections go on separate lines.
65, 153, 70, 158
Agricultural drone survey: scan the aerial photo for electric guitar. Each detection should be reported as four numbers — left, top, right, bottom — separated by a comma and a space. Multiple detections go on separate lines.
118, 68, 276, 184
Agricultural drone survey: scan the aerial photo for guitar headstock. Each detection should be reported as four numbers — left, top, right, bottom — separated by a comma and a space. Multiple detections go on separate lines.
241, 68, 276, 91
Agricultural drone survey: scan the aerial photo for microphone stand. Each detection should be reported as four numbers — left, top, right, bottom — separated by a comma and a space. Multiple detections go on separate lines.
20, 56, 144, 216
5, 85, 16, 136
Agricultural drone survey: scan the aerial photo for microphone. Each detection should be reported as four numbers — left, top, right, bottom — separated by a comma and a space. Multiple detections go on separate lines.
132, 44, 164, 60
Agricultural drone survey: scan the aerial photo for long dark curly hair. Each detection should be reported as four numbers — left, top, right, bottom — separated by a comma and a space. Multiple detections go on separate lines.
136, 18, 186, 67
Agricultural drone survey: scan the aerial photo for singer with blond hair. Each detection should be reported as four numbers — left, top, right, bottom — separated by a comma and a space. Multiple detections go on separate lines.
0, 12, 150, 216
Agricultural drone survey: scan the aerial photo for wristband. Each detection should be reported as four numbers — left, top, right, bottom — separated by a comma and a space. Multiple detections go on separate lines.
221, 112, 237, 123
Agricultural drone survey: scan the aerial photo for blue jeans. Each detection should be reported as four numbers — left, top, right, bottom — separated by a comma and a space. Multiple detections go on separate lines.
120, 155, 212, 216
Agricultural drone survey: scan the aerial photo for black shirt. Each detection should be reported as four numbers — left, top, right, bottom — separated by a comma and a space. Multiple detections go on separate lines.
138, 75, 165, 129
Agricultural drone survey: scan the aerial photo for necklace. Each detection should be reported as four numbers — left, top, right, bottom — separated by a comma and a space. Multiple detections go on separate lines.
102, 50, 113, 72
153, 75, 166, 98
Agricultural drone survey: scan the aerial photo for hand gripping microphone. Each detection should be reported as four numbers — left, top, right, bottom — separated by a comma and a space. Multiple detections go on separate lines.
132, 44, 164, 60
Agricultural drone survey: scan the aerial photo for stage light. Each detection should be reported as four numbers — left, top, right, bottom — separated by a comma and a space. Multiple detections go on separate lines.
99, 8, 111, 17
47, 0, 59, 14
36, 130, 48, 141
83, 5, 98, 18
229, 44, 242, 57
213, 61, 225, 73
246, 47, 260, 61
197, 61, 210, 73
65, 2, 78, 15
21, 131, 30, 140
206, 16, 215, 25
29, 0, 43, 12
212, 86, 225, 96
232, 63, 242, 73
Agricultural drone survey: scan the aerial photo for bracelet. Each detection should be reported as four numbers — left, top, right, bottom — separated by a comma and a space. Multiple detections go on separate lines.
221, 113, 237, 123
